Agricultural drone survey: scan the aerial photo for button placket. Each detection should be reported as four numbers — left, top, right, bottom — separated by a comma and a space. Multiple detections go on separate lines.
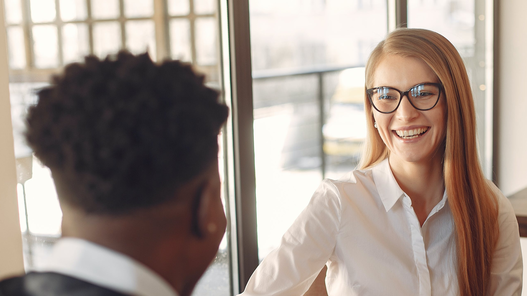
402, 194, 432, 296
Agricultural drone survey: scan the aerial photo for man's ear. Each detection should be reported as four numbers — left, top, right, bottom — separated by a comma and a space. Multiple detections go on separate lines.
190, 180, 213, 239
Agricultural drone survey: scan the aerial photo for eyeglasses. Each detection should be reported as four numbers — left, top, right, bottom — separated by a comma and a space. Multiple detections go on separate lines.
366, 83, 443, 114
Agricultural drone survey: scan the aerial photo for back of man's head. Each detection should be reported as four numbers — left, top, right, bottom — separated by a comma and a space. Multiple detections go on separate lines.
25, 51, 229, 215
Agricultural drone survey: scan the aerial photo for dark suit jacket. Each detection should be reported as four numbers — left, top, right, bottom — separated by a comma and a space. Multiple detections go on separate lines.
0, 272, 129, 296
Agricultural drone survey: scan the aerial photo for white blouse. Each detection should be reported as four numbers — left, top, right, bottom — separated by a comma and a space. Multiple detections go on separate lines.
240, 159, 523, 296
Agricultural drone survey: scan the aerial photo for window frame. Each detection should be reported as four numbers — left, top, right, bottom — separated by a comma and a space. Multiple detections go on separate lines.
231, 0, 496, 290
6, 0, 220, 83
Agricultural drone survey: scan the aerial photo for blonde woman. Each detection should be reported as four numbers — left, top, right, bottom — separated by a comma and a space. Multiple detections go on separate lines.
240, 28, 523, 295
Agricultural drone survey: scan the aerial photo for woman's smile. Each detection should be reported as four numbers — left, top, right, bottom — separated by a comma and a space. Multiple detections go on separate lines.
393, 126, 430, 140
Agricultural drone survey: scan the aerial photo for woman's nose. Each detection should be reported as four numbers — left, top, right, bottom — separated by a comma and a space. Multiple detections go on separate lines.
395, 95, 419, 121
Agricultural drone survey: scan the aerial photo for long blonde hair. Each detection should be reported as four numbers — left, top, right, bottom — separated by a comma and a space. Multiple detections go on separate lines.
359, 28, 499, 295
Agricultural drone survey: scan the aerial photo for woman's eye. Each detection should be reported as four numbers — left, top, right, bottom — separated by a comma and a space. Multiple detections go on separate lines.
378, 95, 395, 100
415, 92, 433, 97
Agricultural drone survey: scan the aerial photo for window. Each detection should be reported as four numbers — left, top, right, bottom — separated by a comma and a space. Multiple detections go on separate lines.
6, 0, 229, 294
249, 0, 388, 261
408, 0, 494, 178
4, 0, 495, 293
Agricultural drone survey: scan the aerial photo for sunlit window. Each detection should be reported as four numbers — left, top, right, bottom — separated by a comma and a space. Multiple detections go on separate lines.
408, 0, 493, 178
5, 0, 228, 295
250, 0, 387, 260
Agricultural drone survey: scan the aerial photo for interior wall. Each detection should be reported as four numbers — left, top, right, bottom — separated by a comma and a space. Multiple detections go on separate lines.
0, 0, 25, 279
497, 0, 527, 197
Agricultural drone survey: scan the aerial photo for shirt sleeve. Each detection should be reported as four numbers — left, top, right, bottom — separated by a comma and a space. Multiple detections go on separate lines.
488, 183, 523, 296
239, 180, 342, 296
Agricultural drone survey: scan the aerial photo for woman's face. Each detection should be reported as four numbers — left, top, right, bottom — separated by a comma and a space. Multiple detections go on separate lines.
371, 54, 447, 165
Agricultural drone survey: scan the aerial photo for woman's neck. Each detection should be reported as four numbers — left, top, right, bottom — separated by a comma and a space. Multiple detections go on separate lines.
388, 154, 445, 225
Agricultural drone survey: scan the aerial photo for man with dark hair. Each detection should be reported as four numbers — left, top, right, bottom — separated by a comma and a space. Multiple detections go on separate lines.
0, 51, 229, 296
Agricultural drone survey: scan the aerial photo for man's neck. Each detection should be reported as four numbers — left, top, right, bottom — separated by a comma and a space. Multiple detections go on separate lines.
61, 205, 194, 296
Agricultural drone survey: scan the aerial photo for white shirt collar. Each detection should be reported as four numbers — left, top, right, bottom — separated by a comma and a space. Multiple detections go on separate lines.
372, 158, 448, 213
36, 238, 178, 296
372, 158, 405, 212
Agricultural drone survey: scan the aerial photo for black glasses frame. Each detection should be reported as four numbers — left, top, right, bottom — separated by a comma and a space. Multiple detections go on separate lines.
366, 82, 443, 114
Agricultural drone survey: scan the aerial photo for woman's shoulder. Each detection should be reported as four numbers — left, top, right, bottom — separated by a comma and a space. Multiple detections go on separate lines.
325, 166, 375, 188
320, 165, 379, 206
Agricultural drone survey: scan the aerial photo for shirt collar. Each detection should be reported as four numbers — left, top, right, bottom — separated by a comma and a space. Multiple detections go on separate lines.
36, 238, 178, 296
372, 158, 405, 212
372, 158, 449, 213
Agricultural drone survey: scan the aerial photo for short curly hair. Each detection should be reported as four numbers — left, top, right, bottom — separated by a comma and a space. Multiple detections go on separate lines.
25, 51, 229, 214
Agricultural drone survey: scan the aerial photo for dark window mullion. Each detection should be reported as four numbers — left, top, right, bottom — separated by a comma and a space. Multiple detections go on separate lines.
119, 0, 126, 50
86, 0, 94, 55
397, 0, 408, 28
55, 0, 64, 66
224, 0, 258, 291
189, 0, 197, 65
153, 0, 170, 60
21, 0, 34, 69
387, 0, 407, 32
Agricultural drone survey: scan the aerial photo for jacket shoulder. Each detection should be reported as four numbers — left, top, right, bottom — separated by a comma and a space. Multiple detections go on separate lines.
0, 272, 128, 296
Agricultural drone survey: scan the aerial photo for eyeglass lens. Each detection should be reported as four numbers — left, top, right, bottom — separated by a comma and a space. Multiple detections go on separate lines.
370, 84, 440, 113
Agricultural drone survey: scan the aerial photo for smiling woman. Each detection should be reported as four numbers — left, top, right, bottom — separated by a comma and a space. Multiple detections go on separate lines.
360, 28, 522, 296
239, 28, 523, 296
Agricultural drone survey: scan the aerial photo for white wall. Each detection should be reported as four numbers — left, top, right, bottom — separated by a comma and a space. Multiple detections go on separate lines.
498, 0, 527, 196
499, 2, 527, 294
0, 0, 24, 279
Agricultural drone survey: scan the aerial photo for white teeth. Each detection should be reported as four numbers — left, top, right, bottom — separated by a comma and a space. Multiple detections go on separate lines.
395, 128, 428, 139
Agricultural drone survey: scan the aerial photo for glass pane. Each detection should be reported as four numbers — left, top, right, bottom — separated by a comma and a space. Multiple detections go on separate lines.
24, 159, 62, 235
124, 0, 154, 18
125, 20, 156, 60
30, 0, 56, 23
195, 17, 217, 66
194, 0, 215, 15
62, 23, 90, 64
408, 0, 475, 54
408, 0, 491, 177
10, 82, 61, 270
10, 83, 40, 161
252, 75, 323, 259
249, 0, 387, 260
168, 0, 190, 16
4, 0, 23, 24
169, 19, 192, 62
7, 26, 26, 69
91, 0, 120, 19
10, 84, 60, 234
60, 0, 87, 21
323, 67, 367, 178
32, 25, 59, 68
93, 22, 122, 58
